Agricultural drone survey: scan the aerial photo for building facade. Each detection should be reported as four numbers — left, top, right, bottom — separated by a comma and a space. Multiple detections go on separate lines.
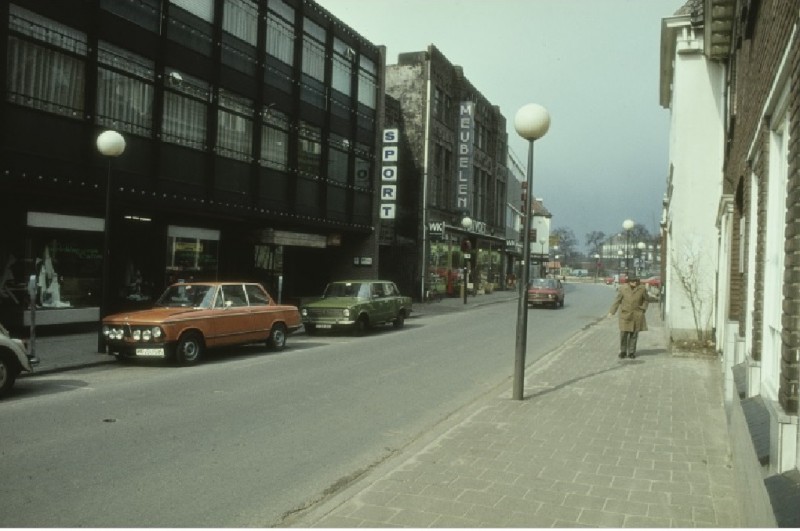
384, 45, 510, 300
661, 0, 800, 524
0, 0, 385, 329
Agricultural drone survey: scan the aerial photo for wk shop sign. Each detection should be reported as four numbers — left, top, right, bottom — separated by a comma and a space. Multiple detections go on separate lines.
380, 128, 398, 219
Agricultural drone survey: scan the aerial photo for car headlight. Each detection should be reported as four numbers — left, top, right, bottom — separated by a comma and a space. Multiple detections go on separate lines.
343, 309, 350, 317
132, 330, 141, 341
301, 308, 308, 317
102, 325, 110, 336
152, 327, 163, 339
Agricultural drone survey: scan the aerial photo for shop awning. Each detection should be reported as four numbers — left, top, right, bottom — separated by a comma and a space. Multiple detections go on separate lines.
546, 261, 561, 269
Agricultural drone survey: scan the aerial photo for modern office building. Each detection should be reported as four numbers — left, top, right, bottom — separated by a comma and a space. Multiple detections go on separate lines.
0, 0, 385, 329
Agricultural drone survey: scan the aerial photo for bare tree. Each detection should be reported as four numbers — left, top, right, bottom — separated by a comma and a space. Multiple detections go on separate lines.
585, 231, 606, 255
670, 243, 714, 342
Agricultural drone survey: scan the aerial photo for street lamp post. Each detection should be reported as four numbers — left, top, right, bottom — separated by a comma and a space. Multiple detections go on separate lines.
622, 219, 634, 275
513, 103, 550, 401
96, 130, 126, 352
539, 240, 545, 279
636, 241, 646, 275
593, 253, 600, 282
461, 215, 472, 304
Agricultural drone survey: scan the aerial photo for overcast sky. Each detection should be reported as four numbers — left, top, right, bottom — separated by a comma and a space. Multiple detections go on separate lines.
316, 0, 685, 251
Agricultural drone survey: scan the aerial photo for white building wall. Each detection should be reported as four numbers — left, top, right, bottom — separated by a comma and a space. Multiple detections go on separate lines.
663, 23, 726, 342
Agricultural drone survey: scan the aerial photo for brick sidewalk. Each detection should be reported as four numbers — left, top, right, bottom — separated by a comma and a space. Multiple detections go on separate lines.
294, 312, 741, 528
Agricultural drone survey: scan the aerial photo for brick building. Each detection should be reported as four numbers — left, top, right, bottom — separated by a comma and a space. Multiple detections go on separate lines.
661, 0, 800, 524
384, 45, 510, 300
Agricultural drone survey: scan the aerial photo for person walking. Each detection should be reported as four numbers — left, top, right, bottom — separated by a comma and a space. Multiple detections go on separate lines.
607, 275, 648, 359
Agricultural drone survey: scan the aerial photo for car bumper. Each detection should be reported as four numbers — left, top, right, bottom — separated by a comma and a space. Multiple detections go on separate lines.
302, 319, 356, 330
106, 341, 174, 359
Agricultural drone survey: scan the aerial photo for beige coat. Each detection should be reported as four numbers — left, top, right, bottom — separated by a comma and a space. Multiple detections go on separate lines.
609, 283, 649, 332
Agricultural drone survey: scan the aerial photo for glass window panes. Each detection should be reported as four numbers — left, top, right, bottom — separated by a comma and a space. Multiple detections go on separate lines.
163, 92, 207, 149
97, 42, 154, 136
170, 0, 213, 21
7, 37, 85, 116
7, 6, 87, 117
327, 145, 348, 184
217, 89, 253, 161
162, 71, 209, 149
298, 121, 321, 176
357, 69, 376, 109
9, 5, 87, 55
260, 108, 289, 169
266, 10, 294, 65
301, 18, 325, 82
223, 0, 257, 45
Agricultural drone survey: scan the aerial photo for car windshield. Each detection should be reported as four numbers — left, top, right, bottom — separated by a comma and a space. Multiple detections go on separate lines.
155, 284, 216, 308
530, 279, 557, 289
322, 282, 370, 299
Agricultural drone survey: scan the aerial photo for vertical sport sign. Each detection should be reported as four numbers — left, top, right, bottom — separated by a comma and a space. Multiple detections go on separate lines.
380, 128, 398, 219
456, 101, 474, 212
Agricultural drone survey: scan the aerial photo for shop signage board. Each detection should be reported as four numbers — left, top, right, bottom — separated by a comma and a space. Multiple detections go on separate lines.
380, 128, 398, 219
455, 101, 474, 212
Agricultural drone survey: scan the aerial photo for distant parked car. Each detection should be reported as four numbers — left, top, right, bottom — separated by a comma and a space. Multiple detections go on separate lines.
102, 282, 301, 365
642, 275, 661, 288
642, 275, 662, 297
301, 280, 412, 335
0, 322, 37, 397
527, 278, 565, 309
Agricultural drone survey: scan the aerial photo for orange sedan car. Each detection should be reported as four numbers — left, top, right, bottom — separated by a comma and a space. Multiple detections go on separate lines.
102, 282, 301, 364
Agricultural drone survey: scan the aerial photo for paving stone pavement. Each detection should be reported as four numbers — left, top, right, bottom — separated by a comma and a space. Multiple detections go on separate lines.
295, 310, 742, 528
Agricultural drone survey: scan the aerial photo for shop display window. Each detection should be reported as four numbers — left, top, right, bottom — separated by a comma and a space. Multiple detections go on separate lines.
166, 226, 220, 284
25, 216, 104, 310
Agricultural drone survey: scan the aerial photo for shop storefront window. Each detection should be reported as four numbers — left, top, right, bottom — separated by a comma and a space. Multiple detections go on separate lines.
26, 212, 104, 310
166, 226, 219, 284
428, 241, 464, 297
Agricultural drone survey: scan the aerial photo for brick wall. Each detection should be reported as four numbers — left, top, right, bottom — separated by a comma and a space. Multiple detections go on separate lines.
722, 0, 799, 412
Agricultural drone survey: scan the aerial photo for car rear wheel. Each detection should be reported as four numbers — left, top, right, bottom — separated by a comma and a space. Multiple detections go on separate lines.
0, 356, 19, 397
176, 332, 203, 365
268, 323, 287, 350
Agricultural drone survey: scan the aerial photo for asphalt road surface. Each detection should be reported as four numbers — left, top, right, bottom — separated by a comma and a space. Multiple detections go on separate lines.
0, 283, 613, 527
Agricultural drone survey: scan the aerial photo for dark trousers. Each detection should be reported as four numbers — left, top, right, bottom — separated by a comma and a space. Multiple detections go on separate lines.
620, 331, 639, 355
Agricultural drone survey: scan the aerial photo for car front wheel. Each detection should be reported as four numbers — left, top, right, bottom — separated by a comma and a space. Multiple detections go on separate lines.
268, 323, 287, 350
176, 332, 203, 365
393, 312, 405, 329
0, 356, 19, 397
353, 316, 369, 336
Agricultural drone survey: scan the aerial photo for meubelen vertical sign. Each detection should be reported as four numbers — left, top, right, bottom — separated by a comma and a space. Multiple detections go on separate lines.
380, 128, 398, 219
456, 101, 474, 212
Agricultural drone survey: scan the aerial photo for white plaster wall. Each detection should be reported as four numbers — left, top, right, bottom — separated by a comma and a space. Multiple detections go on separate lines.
665, 45, 726, 341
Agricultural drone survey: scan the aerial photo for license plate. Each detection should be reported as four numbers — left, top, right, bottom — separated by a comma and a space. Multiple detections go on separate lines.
136, 348, 165, 357
316, 324, 332, 329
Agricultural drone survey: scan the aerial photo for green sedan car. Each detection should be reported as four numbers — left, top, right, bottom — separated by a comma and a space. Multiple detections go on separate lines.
300, 280, 413, 335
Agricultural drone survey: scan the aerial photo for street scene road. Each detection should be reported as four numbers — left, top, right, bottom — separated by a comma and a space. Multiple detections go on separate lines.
1, 284, 611, 527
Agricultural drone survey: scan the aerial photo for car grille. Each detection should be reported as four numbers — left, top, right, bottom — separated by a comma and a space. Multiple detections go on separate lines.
306, 308, 343, 318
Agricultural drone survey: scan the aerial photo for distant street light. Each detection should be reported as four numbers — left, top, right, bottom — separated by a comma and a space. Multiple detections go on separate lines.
636, 241, 646, 275
512, 103, 550, 401
622, 219, 634, 275
461, 214, 472, 305
593, 253, 600, 282
96, 130, 126, 352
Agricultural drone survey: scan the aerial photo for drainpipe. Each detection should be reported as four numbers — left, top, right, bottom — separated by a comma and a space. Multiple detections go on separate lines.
419, 54, 432, 302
